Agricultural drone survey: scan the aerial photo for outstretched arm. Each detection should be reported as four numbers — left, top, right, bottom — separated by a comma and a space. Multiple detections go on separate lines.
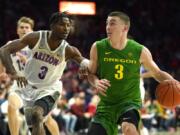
140, 47, 175, 82
0, 40, 23, 75
0, 32, 39, 87
65, 45, 89, 77
0, 32, 37, 75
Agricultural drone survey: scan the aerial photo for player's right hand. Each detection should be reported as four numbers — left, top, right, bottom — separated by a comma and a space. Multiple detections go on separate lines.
10, 74, 28, 88
78, 66, 89, 79
95, 79, 111, 96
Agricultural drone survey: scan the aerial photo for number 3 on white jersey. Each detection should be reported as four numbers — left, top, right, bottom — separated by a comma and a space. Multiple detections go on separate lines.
38, 66, 48, 79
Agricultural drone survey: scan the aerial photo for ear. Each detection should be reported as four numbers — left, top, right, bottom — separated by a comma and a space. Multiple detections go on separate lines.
123, 25, 129, 32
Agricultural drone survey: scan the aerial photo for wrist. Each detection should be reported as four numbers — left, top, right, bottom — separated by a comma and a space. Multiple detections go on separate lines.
80, 59, 89, 68
94, 79, 99, 88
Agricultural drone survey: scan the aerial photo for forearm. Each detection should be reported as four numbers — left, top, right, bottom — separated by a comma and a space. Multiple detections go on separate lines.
87, 74, 99, 88
153, 70, 174, 82
0, 49, 16, 75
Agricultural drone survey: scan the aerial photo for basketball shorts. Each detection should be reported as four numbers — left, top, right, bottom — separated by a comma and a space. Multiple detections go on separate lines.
10, 80, 62, 126
92, 102, 141, 135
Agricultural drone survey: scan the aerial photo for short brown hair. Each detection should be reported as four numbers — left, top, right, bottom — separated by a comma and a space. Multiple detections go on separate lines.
17, 16, 34, 29
108, 11, 130, 28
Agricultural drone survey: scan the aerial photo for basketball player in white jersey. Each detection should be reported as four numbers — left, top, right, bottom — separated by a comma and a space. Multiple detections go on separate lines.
4, 17, 60, 135
0, 12, 92, 135
139, 66, 150, 135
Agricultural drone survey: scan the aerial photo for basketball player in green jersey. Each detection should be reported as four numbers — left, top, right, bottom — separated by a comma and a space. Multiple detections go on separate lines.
86, 11, 177, 135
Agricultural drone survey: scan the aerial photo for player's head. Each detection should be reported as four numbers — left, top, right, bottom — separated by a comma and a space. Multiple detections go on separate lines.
49, 11, 72, 39
106, 11, 130, 39
17, 16, 34, 39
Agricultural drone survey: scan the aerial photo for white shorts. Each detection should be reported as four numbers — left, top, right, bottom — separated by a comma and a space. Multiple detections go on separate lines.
14, 80, 62, 106
10, 80, 62, 126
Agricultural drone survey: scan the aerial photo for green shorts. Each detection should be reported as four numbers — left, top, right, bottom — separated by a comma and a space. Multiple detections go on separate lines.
92, 102, 141, 135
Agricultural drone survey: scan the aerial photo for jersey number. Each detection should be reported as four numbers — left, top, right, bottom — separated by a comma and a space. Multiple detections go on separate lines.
38, 66, 48, 79
16, 60, 25, 71
114, 64, 124, 80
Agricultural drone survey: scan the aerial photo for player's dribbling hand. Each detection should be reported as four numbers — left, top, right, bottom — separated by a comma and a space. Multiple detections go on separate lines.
10, 74, 28, 88
95, 79, 111, 96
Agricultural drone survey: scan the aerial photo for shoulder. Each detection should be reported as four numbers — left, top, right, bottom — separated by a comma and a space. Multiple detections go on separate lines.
93, 38, 109, 52
128, 39, 143, 48
128, 39, 144, 55
141, 46, 151, 56
140, 46, 152, 63
96, 38, 108, 46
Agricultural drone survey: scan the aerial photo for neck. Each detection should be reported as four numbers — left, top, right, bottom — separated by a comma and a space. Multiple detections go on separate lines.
49, 31, 63, 44
110, 34, 127, 50
48, 31, 63, 50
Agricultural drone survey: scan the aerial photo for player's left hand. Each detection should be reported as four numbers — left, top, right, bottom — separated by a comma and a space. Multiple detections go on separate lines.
95, 79, 111, 96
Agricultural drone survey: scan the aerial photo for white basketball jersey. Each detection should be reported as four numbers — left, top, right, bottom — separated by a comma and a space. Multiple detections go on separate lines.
24, 31, 68, 87
140, 66, 146, 101
11, 46, 31, 76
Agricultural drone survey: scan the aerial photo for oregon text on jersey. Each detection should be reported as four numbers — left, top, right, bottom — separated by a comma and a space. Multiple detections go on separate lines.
103, 57, 137, 64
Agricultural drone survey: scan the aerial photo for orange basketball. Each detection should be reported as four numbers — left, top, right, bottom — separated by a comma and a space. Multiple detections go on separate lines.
155, 80, 180, 108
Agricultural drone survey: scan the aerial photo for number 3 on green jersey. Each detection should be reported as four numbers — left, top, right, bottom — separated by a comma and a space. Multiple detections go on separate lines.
114, 64, 124, 79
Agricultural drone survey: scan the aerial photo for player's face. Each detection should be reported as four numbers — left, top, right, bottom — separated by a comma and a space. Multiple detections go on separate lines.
17, 22, 33, 39
106, 16, 128, 39
52, 17, 71, 39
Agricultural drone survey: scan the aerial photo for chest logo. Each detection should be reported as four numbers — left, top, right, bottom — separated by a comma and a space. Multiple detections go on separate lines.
105, 52, 112, 55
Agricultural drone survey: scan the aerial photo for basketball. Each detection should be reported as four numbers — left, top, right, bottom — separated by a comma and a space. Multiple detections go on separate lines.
155, 80, 180, 108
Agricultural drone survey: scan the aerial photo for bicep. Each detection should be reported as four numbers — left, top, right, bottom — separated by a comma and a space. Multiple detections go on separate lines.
140, 47, 160, 76
1, 32, 35, 53
1, 39, 27, 53
89, 42, 98, 74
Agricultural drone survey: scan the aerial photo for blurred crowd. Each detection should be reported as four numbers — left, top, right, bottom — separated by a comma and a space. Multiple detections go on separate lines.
0, 0, 179, 135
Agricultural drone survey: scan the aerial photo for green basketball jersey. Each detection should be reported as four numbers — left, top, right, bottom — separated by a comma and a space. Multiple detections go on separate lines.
96, 38, 143, 106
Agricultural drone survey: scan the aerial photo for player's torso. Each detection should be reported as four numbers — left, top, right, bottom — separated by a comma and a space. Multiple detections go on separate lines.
24, 31, 67, 87
11, 46, 31, 76
96, 38, 143, 104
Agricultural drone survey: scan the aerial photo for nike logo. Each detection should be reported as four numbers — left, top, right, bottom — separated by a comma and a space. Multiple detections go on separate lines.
105, 52, 112, 55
